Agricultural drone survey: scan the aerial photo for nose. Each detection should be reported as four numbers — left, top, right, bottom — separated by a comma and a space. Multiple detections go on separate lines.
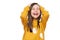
34, 9, 37, 12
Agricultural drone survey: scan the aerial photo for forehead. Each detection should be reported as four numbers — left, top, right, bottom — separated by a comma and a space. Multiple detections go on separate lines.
32, 4, 40, 8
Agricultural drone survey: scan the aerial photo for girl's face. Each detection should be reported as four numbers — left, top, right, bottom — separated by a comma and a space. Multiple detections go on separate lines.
31, 4, 40, 19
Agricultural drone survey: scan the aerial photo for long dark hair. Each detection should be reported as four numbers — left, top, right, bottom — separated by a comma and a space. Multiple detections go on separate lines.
27, 3, 42, 32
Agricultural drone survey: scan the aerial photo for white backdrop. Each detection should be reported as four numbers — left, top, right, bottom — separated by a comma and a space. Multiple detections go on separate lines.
0, 0, 60, 40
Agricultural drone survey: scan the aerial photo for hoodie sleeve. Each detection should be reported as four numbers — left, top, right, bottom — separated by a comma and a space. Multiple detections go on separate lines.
20, 6, 29, 31
40, 6, 49, 31
42, 10, 49, 31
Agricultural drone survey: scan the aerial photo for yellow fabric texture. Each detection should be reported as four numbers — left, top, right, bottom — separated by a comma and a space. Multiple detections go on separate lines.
20, 5, 49, 40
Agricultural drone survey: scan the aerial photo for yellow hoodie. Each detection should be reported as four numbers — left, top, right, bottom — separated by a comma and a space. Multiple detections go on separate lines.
20, 5, 49, 40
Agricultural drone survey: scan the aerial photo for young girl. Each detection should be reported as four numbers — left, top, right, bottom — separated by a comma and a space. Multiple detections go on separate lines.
20, 3, 49, 40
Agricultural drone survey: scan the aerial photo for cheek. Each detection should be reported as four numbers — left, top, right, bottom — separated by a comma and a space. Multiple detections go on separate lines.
31, 10, 34, 16
38, 11, 40, 15
31, 10, 34, 13
38, 12, 40, 16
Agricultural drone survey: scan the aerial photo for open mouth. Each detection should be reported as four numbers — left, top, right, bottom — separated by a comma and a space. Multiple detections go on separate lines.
33, 13, 38, 15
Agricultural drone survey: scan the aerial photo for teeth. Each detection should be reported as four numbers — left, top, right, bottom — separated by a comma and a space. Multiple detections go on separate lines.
33, 13, 38, 15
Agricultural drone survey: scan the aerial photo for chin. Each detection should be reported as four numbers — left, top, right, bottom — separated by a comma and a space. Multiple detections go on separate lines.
33, 16, 39, 19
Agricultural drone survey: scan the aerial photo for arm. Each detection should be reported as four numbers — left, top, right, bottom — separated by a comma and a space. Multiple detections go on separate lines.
40, 6, 49, 31
42, 10, 49, 31
20, 6, 29, 31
